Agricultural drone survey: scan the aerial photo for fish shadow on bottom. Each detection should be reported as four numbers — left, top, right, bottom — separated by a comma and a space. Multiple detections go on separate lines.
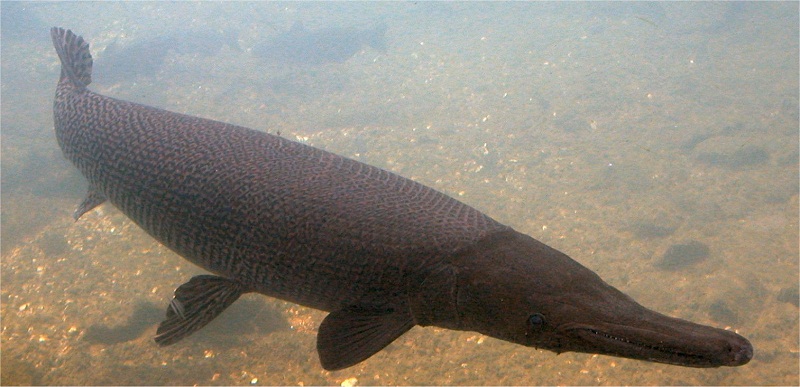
84, 298, 289, 347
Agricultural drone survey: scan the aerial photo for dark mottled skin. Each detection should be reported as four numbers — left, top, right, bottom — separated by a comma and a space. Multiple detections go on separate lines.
52, 28, 753, 371
52, 31, 506, 313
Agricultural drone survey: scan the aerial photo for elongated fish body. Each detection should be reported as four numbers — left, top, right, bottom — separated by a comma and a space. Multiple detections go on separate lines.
52, 28, 752, 371
54, 30, 506, 308
252, 21, 387, 65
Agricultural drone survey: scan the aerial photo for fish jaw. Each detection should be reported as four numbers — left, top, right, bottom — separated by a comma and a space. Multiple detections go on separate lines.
441, 230, 753, 368
559, 311, 753, 367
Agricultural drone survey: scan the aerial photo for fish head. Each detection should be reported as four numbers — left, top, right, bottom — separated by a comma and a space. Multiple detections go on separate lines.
448, 231, 753, 367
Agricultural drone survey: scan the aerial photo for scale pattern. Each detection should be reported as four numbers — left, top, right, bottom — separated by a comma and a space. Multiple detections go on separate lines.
52, 28, 509, 311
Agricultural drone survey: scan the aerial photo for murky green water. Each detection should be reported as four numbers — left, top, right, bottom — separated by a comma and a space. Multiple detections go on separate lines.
2, 2, 798, 385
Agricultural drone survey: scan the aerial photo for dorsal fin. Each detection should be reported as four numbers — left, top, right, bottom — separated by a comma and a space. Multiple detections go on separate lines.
50, 27, 93, 88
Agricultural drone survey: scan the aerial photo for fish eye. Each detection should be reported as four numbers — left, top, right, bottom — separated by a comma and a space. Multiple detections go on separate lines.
527, 313, 546, 329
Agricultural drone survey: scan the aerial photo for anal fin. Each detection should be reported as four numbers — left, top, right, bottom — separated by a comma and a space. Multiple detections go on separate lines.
73, 186, 106, 221
317, 305, 415, 371
155, 275, 245, 346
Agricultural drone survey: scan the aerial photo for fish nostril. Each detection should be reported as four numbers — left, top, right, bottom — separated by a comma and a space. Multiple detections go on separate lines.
731, 339, 754, 365
740, 344, 754, 363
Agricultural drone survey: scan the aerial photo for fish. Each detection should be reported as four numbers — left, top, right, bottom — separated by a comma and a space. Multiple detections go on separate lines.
252, 21, 387, 65
93, 28, 240, 85
51, 27, 753, 371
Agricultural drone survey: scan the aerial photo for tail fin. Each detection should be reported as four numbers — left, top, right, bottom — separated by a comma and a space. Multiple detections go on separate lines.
50, 27, 93, 88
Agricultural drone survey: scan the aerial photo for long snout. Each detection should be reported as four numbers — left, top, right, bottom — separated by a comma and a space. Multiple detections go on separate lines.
562, 306, 753, 367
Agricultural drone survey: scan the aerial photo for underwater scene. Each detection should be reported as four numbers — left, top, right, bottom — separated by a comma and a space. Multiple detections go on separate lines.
2, 2, 798, 385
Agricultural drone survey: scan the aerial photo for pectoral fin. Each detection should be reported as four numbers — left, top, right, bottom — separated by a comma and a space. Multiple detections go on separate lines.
155, 275, 245, 346
73, 186, 106, 221
317, 305, 415, 371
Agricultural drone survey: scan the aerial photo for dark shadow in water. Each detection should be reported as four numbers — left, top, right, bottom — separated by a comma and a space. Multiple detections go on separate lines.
778, 287, 800, 308
708, 300, 739, 324
696, 145, 770, 170
0, 356, 42, 385
186, 296, 291, 347
252, 21, 387, 65
93, 29, 240, 86
84, 302, 164, 345
628, 221, 677, 239
655, 240, 710, 271
84, 298, 290, 346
